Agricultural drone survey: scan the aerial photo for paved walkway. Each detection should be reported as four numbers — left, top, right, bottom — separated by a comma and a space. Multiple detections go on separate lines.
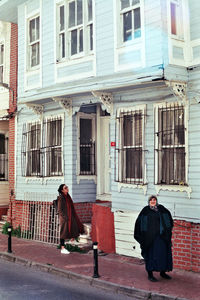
0, 233, 199, 300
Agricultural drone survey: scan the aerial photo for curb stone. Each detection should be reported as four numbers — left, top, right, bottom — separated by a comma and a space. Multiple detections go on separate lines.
0, 252, 191, 300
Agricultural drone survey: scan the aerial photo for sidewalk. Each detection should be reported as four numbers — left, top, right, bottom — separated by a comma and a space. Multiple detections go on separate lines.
0, 234, 199, 300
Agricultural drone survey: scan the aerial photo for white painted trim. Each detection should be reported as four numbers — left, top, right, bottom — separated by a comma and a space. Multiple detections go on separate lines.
155, 184, 192, 198
118, 182, 147, 195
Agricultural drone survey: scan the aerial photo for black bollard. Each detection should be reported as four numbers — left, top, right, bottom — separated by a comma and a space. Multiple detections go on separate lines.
7, 226, 12, 253
92, 242, 100, 278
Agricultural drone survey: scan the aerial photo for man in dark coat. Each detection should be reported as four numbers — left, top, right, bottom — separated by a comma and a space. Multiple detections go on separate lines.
134, 195, 173, 282
57, 184, 84, 254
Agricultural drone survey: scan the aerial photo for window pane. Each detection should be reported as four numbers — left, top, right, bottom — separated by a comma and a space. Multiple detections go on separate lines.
134, 8, 141, 38
60, 33, 65, 58
0, 134, 5, 154
79, 29, 83, 52
30, 19, 35, 43
123, 11, 132, 42
171, 2, 176, 35
0, 66, 3, 82
123, 116, 133, 146
132, 0, 140, 5
69, 1, 75, 27
121, 0, 130, 10
60, 5, 65, 31
71, 30, 77, 55
89, 24, 93, 51
125, 148, 142, 179
88, 0, 93, 21
77, 0, 83, 25
80, 119, 92, 143
0, 44, 3, 64
31, 43, 40, 67
36, 17, 40, 40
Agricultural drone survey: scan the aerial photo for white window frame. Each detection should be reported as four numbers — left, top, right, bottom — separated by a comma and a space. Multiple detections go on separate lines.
154, 102, 188, 187
0, 43, 4, 82
27, 15, 40, 69
56, 0, 94, 62
116, 105, 146, 186
77, 112, 96, 181
169, 0, 184, 40
119, 0, 141, 46
26, 122, 41, 176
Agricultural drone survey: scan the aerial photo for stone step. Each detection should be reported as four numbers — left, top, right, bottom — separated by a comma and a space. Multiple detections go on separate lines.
83, 223, 91, 236
1, 215, 8, 222
79, 233, 92, 244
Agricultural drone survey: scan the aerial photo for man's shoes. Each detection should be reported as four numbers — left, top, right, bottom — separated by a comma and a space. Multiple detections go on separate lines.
160, 272, 172, 279
148, 275, 158, 282
61, 248, 70, 254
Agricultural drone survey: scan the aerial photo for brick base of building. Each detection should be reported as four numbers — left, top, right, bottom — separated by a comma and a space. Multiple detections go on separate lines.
172, 220, 200, 272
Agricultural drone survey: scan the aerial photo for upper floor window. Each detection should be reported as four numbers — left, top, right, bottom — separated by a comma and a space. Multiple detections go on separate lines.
21, 117, 63, 177
57, 0, 93, 61
115, 107, 146, 185
0, 44, 4, 82
155, 103, 186, 185
28, 16, 40, 68
120, 0, 141, 43
170, 0, 183, 39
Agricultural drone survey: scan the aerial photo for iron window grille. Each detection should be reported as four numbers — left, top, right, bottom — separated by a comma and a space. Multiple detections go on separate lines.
115, 109, 145, 184
21, 117, 63, 177
79, 117, 95, 175
0, 134, 8, 181
155, 103, 186, 185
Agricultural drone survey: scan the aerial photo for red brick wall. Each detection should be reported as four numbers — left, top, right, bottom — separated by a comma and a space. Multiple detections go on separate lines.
74, 202, 93, 223
7, 23, 18, 227
172, 220, 200, 272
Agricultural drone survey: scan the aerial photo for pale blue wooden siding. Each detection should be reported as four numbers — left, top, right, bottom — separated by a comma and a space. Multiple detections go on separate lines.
110, 85, 200, 221
189, 0, 200, 40
41, 0, 55, 88
145, 0, 164, 67
95, 0, 114, 76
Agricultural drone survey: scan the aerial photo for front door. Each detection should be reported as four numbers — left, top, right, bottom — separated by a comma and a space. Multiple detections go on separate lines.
96, 109, 111, 200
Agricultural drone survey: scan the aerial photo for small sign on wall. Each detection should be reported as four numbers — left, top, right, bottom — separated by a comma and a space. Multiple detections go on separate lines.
110, 142, 116, 147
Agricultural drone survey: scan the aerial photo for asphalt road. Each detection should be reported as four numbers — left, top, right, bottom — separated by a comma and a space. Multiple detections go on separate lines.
0, 259, 132, 300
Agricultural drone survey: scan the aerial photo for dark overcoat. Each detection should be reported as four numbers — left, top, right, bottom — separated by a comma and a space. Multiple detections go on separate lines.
57, 193, 84, 240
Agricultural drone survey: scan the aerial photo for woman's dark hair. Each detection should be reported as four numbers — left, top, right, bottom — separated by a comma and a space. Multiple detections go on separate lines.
58, 184, 65, 194
148, 195, 158, 203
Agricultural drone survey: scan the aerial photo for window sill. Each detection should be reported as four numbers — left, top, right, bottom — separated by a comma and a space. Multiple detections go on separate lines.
56, 53, 94, 66
25, 176, 64, 184
117, 182, 147, 195
77, 175, 97, 184
155, 184, 192, 198
170, 35, 185, 43
117, 37, 142, 50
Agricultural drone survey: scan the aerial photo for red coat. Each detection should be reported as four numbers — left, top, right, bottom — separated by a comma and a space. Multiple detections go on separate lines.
57, 193, 84, 240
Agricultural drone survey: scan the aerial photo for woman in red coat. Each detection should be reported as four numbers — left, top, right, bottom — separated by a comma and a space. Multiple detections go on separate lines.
57, 184, 84, 254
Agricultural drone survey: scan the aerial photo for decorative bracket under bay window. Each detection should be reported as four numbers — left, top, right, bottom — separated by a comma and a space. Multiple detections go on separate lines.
53, 97, 72, 117
26, 103, 43, 115
92, 91, 113, 114
166, 81, 187, 102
